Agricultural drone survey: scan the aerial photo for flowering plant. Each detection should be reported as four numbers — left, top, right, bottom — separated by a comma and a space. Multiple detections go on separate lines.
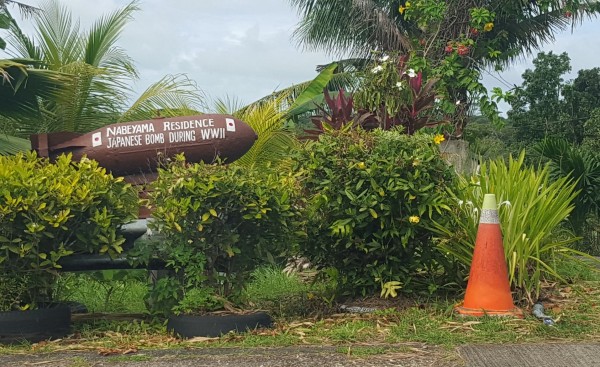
354, 52, 449, 134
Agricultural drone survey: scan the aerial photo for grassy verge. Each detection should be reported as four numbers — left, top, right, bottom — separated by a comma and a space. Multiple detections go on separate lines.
1, 261, 600, 355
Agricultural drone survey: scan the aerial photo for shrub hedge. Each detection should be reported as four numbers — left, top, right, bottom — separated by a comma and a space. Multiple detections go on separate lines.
0, 152, 138, 310
293, 128, 459, 296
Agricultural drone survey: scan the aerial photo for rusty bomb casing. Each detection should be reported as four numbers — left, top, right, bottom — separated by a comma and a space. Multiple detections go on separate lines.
31, 114, 258, 177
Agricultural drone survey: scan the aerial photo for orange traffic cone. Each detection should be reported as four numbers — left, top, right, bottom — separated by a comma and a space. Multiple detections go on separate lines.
455, 194, 523, 318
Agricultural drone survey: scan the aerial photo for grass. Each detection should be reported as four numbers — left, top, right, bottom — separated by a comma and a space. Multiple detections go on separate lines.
54, 270, 148, 313
2, 258, 600, 356
243, 266, 334, 317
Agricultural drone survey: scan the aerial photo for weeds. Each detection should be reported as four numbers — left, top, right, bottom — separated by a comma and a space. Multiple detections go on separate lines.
54, 271, 148, 313
243, 266, 334, 317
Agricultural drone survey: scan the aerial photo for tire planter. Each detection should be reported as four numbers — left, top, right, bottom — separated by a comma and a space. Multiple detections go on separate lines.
0, 304, 71, 344
167, 311, 273, 338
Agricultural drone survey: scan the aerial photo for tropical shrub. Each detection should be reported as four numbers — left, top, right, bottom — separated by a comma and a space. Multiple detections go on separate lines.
293, 128, 459, 296
0, 152, 138, 310
141, 155, 301, 315
535, 138, 600, 234
303, 89, 369, 139
354, 53, 446, 134
431, 152, 581, 304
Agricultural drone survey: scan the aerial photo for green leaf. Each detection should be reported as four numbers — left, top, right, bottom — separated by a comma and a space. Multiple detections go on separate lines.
286, 62, 338, 118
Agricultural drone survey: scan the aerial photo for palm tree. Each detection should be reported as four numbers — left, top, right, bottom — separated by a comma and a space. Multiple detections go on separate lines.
290, 0, 599, 64
1, 0, 203, 148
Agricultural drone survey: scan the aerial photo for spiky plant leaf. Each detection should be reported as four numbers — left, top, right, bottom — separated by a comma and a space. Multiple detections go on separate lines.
120, 74, 204, 122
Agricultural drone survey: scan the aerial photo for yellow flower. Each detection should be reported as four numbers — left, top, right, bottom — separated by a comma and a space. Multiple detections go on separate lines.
484, 22, 494, 32
357, 162, 366, 169
409, 215, 420, 224
399, 2, 410, 14
433, 134, 445, 145
412, 159, 420, 167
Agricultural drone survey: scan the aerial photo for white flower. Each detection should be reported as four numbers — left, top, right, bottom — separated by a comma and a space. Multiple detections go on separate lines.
380, 55, 390, 62
371, 65, 383, 73
434, 98, 441, 103
405, 68, 417, 78
395, 82, 404, 90
455, 100, 461, 105
457, 200, 464, 206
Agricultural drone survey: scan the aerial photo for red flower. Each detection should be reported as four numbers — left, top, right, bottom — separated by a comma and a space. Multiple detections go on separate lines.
469, 28, 479, 36
565, 11, 572, 17
445, 44, 453, 53
457, 45, 470, 56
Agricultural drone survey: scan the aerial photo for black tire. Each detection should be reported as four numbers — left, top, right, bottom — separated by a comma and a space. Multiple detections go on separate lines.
0, 304, 71, 344
167, 312, 273, 338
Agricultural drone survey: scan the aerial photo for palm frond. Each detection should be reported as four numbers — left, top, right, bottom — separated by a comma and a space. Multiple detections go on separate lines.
0, 1, 39, 18
4, 7, 43, 60
0, 133, 30, 155
233, 94, 297, 169
211, 95, 245, 115
33, 0, 83, 68
535, 137, 600, 230
292, 0, 411, 58
119, 74, 205, 122
0, 58, 69, 122
83, 0, 139, 71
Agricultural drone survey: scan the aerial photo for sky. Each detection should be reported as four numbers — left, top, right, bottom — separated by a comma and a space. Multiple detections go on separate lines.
4, 0, 600, 114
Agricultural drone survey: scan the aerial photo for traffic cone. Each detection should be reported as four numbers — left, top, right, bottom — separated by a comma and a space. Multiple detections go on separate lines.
455, 194, 523, 318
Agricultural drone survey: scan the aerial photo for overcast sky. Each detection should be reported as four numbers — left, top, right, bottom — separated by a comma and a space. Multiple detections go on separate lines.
4, 0, 600, 114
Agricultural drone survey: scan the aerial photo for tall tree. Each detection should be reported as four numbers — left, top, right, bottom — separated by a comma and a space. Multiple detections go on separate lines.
508, 51, 573, 144
564, 67, 600, 143
289, 0, 599, 134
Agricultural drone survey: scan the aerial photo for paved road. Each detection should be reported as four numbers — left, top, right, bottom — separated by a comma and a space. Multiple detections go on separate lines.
0, 344, 454, 367
2, 343, 600, 366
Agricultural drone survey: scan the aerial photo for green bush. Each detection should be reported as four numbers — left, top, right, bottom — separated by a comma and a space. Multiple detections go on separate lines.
0, 152, 138, 310
432, 152, 581, 304
141, 155, 301, 314
293, 128, 459, 296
